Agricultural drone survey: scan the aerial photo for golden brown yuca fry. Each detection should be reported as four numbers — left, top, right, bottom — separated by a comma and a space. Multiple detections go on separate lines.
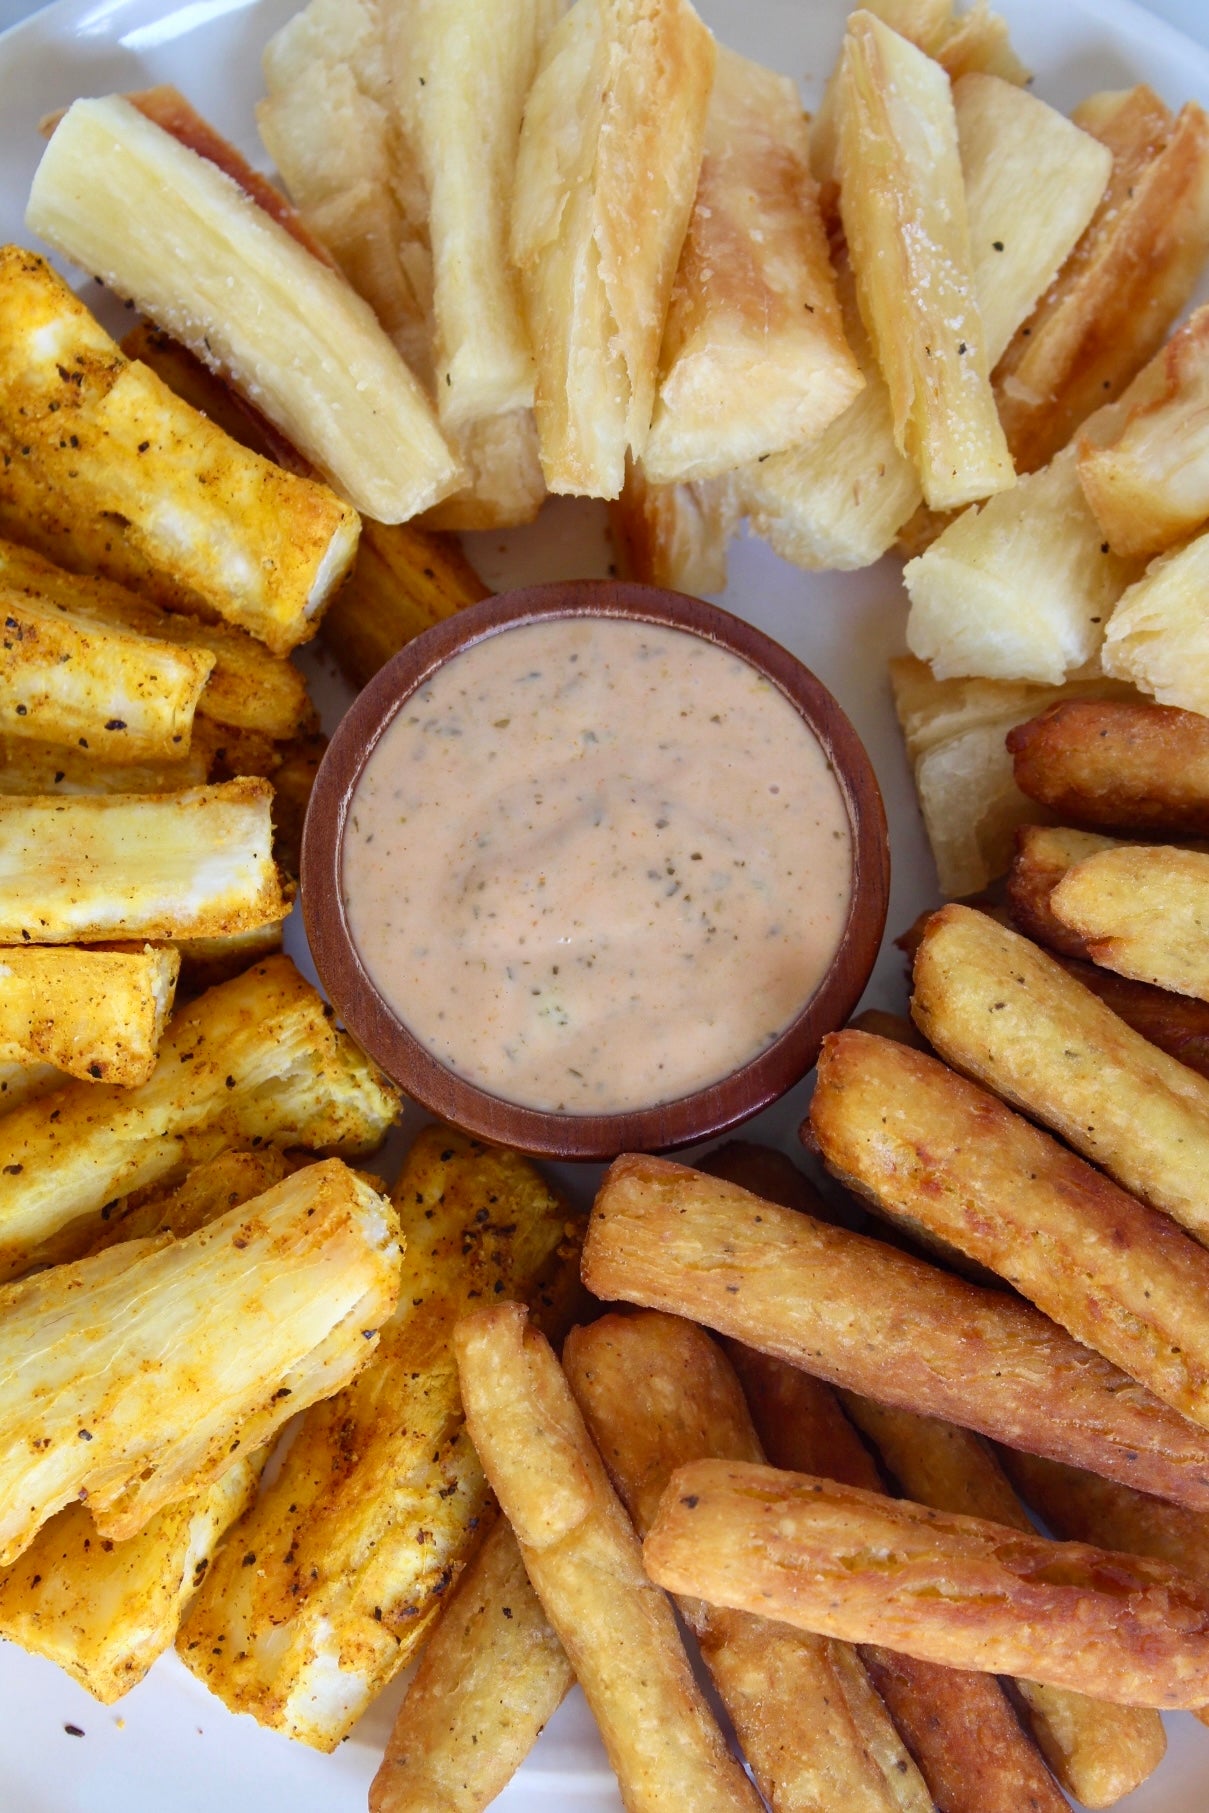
0, 733, 206, 796
566, 1311, 934, 1813
28, 100, 462, 525
0, 248, 359, 654
1051, 844, 1209, 1000
269, 732, 326, 879
610, 463, 737, 595
0, 780, 286, 944
0, 944, 178, 1085
1008, 699, 1209, 836
645, 1458, 1209, 1708
511, 0, 716, 496
318, 516, 490, 691
0, 1158, 401, 1564
642, 45, 860, 486
994, 89, 1209, 475
1102, 528, 1209, 717
811, 1027, 1209, 1429
81, 1146, 298, 1254
999, 1447, 1209, 1589
842, 1396, 1166, 1807
581, 1154, 1209, 1507
172, 922, 285, 997
0, 1060, 63, 1116
700, 1137, 866, 1230
1006, 824, 1123, 959
368, 1515, 574, 1813
453, 1301, 764, 1813
178, 1127, 581, 1749
837, 13, 1013, 511
0, 953, 399, 1280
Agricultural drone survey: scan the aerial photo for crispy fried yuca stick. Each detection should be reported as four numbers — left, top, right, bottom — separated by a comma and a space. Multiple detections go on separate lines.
81, 1146, 298, 1254
0, 734, 206, 796
0, 1158, 401, 1565
645, 1459, 1209, 1708
1008, 700, 1209, 837
1006, 824, 1123, 959
1103, 531, 1209, 719
566, 1311, 934, 1813
611, 464, 738, 596
581, 1154, 1209, 1507
454, 1302, 763, 1812
843, 1396, 1165, 1807
179, 1128, 581, 1750
0, 1060, 62, 1116
0, 779, 286, 944
1051, 845, 1209, 1002
0, 944, 178, 1085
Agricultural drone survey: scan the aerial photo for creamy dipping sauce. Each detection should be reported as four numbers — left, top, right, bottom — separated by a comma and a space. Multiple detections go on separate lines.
342, 617, 852, 1114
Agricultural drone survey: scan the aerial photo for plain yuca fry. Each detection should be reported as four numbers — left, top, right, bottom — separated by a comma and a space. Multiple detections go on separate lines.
179, 1127, 582, 1749
0, 779, 286, 944
1007, 824, 1124, 959
843, 1396, 1166, 1807
319, 516, 490, 691
837, 14, 1013, 510
701, 1136, 866, 1231
0, 954, 399, 1280
0, 734, 206, 796
511, 0, 716, 496
999, 1447, 1209, 1591
1045, 952, 1209, 1085
1008, 699, 1209, 836
0, 944, 178, 1084
29, 100, 462, 524
369, 1515, 574, 1813
0, 1158, 401, 1564
645, 1459, 1209, 1708
566, 1311, 934, 1813
453, 1302, 764, 1813
0, 249, 359, 654
1102, 529, 1209, 717
642, 46, 860, 485
581, 1154, 1209, 1508
1049, 845, 1209, 1001
812, 1027, 1209, 1430
611, 463, 737, 595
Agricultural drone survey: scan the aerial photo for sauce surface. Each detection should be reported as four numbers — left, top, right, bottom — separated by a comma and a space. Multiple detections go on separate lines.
343, 617, 852, 1113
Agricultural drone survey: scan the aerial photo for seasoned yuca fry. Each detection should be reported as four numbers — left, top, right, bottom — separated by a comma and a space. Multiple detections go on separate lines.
581, 1155, 1209, 1508
1102, 529, 1209, 717
0, 248, 359, 655
0, 1158, 401, 1564
0, 1060, 63, 1116
642, 46, 861, 485
511, 0, 716, 496
0, 780, 286, 944
566, 1311, 934, 1813
0, 944, 178, 1085
645, 1459, 1209, 1708
320, 517, 490, 690
453, 1302, 763, 1813
995, 88, 1209, 475
179, 1127, 581, 1749
1042, 953, 1209, 1085
837, 13, 1012, 510
28, 99, 462, 524
1050, 844, 1209, 1001
611, 463, 737, 595
0, 954, 399, 1280
1006, 824, 1124, 958
1008, 699, 1209, 836
269, 732, 326, 879
82, 1146, 298, 1254
843, 1396, 1165, 1807
173, 923, 286, 996
0, 735, 206, 796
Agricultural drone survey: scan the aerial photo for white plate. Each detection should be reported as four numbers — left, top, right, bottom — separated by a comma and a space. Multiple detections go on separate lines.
2, 0, 1209, 1806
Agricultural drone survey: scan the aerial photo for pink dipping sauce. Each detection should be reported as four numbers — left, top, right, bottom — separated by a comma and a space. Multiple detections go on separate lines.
342, 617, 852, 1114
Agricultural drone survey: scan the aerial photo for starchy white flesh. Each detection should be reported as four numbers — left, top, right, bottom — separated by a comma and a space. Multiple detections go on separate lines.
0, 735, 206, 797
0, 1159, 402, 1566
28, 97, 461, 523
0, 944, 178, 1085
642, 46, 861, 485
512, 0, 716, 496
611, 463, 737, 594
0, 779, 285, 944
0, 954, 400, 1280
0, 247, 359, 655
1102, 530, 1209, 715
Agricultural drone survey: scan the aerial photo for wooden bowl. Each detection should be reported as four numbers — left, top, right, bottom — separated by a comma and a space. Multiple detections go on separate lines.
302, 580, 890, 1161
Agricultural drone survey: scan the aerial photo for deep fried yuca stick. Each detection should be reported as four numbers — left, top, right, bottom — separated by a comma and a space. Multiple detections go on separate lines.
566, 1311, 933, 1813
1009, 699, 1209, 836
453, 1302, 763, 1813
646, 1459, 1209, 1707
1007, 824, 1127, 959
0, 943, 178, 1085
581, 1155, 1209, 1508
1051, 844, 1209, 1001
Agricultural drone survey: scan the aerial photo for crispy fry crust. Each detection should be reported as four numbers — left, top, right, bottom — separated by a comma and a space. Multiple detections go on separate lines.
319, 517, 489, 691
582, 1154, 1209, 1507
0, 944, 178, 1084
1006, 824, 1121, 958
1000, 1448, 1209, 1590
1008, 700, 1209, 836
1051, 844, 1209, 1000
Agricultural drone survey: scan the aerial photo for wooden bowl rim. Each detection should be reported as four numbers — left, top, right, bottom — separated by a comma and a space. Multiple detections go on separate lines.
301, 579, 890, 1161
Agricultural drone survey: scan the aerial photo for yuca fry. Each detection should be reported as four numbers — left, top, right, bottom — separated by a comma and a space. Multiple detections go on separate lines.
0, 943, 178, 1085
611, 462, 738, 595
566, 1311, 934, 1813
701, 1136, 866, 1231
173, 922, 285, 997
581, 1154, 1209, 1508
0, 733, 206, 796
320, 517, 490, 691
999, 1447, 1209, 1591
645, 1459, 1209, 1708
1051, 844, 1209, 1000
1007, 824, 1125, 959
81, 1146, 298, 1254
179, 1127, 582, 1750
453, 1301, 764, 1813
1008, 699, 1209, 836
0, 1158, 401, 1565
1102, 530, 1209, 718
842, 1396, 1166, 1807
0, 1060, 62, 1116
0, 779, 286, 944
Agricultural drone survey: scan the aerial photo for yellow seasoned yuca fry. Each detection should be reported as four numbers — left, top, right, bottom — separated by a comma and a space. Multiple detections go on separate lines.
837, 13, 1012, 511
1050, 844, 1209, 1002
0, 954, 399, 1280
29, 101, 461, 525
0, 735, 204, 795
642, 46, 860, 485
1103, 530, 1209, 716
0, 779, 285, 944
82, 1146, 298, 1254
0, 1061, 63, 1116
454, 1301, 764, 1813
0, 1159, 401, 1565
173, 924, 286, 997
611, 462, 737, 594
179, 1126, 581, 1750
0, 248, 359, 655
511, 0, 716, 497
0, 944, 177, 1085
